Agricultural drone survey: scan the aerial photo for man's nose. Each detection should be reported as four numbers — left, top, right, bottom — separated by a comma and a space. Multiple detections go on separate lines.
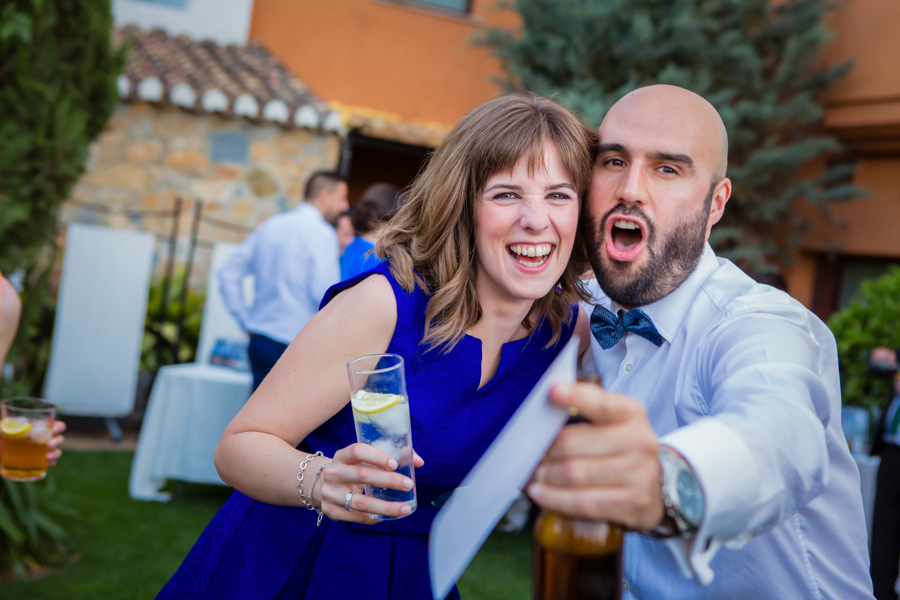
617, 165, 647, 204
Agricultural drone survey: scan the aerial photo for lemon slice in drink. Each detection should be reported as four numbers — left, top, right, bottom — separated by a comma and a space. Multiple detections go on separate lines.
351, 391, 403, 415
0, 417, 32, 438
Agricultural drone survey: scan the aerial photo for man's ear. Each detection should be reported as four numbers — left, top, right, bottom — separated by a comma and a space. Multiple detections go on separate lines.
705, 178, 731, 239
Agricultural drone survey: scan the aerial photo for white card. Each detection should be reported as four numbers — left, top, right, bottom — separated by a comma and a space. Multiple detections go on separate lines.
428, 335, 579, 599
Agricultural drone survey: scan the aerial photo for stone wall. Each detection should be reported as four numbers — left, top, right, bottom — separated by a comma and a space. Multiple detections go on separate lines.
62, 102, 342, 290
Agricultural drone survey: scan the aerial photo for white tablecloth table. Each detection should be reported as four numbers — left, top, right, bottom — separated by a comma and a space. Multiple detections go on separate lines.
129, 363, 251, 501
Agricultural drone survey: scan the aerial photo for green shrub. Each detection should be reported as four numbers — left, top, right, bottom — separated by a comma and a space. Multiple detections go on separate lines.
142, 266, 205, 373
0, 479, 73, 579
828, 265, 900, 409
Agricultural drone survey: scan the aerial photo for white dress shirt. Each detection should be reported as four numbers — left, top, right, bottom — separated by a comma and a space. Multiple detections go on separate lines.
218, 203, 339, 345
586, 244, 873, 600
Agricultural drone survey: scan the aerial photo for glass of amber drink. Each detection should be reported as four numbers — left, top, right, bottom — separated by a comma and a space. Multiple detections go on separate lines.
0, 398, 57, 481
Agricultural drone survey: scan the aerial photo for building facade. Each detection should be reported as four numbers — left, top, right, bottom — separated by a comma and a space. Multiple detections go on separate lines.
99, 0, 897, 316
64, 26, 342, 287
783, 0, 900, 317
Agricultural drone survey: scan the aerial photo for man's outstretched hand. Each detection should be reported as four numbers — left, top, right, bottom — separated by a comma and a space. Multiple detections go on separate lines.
527, 382, 665, 531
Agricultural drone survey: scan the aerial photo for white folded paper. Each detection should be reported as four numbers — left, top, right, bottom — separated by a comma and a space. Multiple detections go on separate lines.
429, 335, 579, 599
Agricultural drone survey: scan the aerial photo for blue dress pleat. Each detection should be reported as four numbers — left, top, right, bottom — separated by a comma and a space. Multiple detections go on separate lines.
158, 262, 578, 599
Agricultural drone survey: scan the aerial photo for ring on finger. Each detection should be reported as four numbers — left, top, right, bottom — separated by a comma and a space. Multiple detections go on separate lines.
345, 491, 355, 512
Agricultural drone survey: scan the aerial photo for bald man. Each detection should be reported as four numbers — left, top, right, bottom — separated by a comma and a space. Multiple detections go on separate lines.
529, 86, 874, 598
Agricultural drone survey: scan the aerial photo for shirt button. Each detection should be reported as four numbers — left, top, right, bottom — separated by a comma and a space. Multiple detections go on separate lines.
623, 580, 630, 591
624, 363, 634, 373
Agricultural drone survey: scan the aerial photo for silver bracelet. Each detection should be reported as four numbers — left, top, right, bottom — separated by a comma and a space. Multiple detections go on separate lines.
308, 461, 332, 527
297, 451, 324, 509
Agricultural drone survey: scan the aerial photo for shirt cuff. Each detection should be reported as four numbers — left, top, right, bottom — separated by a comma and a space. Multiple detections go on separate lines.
660, 418, 763, 586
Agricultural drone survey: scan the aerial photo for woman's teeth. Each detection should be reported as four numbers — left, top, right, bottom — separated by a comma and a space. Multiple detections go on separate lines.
508, 244, 552, 266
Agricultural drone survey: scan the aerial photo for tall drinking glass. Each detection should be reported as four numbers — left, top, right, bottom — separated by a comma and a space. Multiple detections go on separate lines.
347, 353, 416, 519
0, 398, 57, 481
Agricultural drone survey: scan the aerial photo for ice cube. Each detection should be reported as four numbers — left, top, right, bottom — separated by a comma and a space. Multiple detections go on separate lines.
369, 403, 410, 438
370, 438, 402, 462
29, 420, 53, 444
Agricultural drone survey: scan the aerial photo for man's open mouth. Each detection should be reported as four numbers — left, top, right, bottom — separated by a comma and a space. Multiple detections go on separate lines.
508, 243, 553, 267
606, 218, 646, 262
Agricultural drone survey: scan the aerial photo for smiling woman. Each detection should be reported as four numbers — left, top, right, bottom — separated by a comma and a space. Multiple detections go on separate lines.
158, 93, 596, 600
378, 94, 595, 352
473, 143, 580, 327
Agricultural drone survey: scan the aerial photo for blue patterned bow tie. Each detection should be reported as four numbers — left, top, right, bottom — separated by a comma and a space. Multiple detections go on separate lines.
590, 305, 663, 350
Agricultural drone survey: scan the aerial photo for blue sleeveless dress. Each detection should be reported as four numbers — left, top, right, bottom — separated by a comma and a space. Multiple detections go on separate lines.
158, 263, 578, 600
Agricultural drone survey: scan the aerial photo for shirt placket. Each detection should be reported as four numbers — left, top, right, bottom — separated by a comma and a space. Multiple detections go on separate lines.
619, 332, 647, 382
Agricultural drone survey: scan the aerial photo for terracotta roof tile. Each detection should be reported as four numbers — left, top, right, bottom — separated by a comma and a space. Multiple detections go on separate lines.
114, 25, 341, 131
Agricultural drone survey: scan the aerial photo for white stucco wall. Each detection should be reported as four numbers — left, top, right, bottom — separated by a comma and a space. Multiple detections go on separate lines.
113, 0, 255, 46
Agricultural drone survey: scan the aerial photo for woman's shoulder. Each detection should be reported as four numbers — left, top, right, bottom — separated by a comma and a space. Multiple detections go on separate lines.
323, 263, 426, 311
314, 271, 398, 349
318, 265, 430, 356
322, 268, 395, 312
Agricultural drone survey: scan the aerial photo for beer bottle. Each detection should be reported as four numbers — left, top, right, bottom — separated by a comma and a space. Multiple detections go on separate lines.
533, 512, 623, 600
533, 374, 623, 600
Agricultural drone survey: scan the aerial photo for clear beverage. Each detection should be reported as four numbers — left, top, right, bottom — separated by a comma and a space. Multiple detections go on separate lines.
350, 390, 416, 514
347, 354, 416, 519
0, 398, 57, 482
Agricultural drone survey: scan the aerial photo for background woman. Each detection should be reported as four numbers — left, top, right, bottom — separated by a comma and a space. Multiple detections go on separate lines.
158, 93, 595, 600
340, 182, 401, 281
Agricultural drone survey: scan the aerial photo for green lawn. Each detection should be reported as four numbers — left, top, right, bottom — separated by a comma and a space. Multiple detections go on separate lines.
0, 451, 532, 599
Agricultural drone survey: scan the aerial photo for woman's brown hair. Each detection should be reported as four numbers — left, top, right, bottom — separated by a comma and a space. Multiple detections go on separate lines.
376, 93, 595, 351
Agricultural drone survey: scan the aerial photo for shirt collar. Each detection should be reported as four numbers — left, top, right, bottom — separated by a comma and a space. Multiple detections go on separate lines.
639, 244, 719, 343
600, 244, 719, 344
294, 201, 326, 222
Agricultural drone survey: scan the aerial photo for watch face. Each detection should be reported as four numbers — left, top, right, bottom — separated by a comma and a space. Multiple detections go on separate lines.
676, 469, 703, 525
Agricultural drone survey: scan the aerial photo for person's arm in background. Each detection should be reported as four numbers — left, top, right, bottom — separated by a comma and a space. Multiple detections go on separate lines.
307, 227, 341, 307
0, 276, 65, 465
0, 276, 21, 367
218, 231, 258, 330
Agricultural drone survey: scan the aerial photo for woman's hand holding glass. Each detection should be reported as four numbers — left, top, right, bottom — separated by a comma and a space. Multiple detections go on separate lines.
313, 443, 424, 524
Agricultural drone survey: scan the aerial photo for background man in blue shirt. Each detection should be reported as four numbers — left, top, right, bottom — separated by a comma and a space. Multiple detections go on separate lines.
529, 85, 874, 599
219, 170, 348, 390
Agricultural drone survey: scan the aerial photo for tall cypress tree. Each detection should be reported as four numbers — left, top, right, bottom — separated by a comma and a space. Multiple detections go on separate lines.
0, 0, 125, 273
0, 0, 124, 397
481, 0, 858, 271
0, 2, 124, 573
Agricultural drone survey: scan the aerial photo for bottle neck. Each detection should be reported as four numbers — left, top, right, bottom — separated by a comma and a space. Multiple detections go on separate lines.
535, 511, 623, 556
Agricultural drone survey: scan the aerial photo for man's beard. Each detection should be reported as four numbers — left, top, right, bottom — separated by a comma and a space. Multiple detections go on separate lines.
584, 185, 713, 308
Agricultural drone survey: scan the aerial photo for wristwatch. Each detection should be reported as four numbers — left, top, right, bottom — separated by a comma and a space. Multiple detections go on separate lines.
650, 446, 704, 539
